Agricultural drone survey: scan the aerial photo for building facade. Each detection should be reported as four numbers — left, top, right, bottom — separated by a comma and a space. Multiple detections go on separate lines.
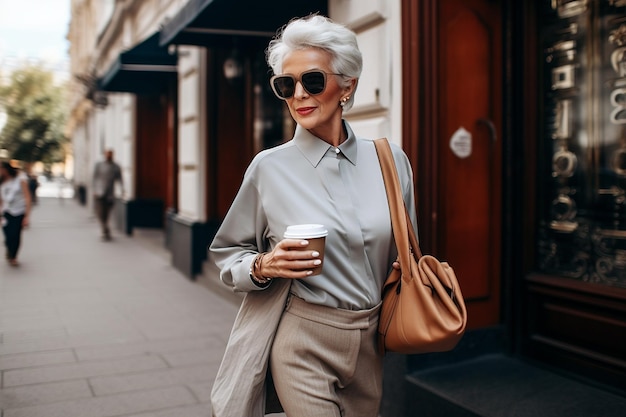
67, 0, 625, 415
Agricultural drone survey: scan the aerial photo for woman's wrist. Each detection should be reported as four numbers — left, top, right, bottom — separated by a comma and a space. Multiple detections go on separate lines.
250, 253, 272, 286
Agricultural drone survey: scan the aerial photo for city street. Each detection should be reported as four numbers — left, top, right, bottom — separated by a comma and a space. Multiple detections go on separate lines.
1, 193, 622, 417
0, 196, 239, 416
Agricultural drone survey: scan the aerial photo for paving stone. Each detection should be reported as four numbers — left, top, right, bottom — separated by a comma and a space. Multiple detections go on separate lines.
0, 350, 76, 371
0, 307, 57, 321
122, 403, 213, 417
0, 380, 92, 408
132, 322, 220, 341
89, 364, 216, 396
1, 326, 140, 347
186, 380, 213, 403
2, 386, 197, 417
0, 331, 146, 356
60, 314, 128, 328
4, 356, 167, 387
160, 347, 224, 367
63, 323, 139, 337
0, 340, 79, 356
1, 328, 68, 344
0, 319, 63, 334
74, 337, 221, 362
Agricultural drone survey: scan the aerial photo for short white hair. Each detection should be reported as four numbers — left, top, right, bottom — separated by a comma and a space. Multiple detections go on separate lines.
266, 15, 362, 111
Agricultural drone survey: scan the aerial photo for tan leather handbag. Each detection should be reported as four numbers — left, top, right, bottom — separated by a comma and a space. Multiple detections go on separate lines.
374, 138, 467, 355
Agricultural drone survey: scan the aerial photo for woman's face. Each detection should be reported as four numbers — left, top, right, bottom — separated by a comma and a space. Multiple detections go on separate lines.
280, 48, 353, 139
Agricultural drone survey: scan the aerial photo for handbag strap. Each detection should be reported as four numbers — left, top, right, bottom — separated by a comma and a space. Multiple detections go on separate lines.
373, 139, 423, 274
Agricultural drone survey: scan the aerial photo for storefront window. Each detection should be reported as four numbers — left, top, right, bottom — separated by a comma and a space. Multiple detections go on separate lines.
537, 0, 626, 288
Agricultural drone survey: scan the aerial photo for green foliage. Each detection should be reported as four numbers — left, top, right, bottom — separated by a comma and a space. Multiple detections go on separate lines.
0, 66, 68, 163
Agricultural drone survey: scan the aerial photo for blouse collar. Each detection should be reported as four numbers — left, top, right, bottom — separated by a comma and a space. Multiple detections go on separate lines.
293, 121, 358, 167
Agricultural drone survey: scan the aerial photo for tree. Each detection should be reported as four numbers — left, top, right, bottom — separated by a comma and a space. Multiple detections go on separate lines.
0, 66, 68, 164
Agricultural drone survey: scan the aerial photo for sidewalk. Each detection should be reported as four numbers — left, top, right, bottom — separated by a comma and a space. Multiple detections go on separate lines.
0, 198, 239, 417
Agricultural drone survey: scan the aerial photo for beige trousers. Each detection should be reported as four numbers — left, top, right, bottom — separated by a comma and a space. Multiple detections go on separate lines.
270, 295, 383, 417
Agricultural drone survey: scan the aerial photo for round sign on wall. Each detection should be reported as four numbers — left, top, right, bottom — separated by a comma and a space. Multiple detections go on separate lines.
450, 127, 472, 159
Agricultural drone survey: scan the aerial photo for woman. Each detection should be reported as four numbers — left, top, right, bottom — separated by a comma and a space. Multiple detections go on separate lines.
0, 162, 31, 266
209, 15, 417, 417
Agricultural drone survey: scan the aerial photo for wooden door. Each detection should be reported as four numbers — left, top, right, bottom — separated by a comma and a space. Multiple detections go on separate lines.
165, 87, 178, 211
438, 0, 502, 327
136, 95, 168, 202
403, 0, 503, 328
207, 48, 252, 220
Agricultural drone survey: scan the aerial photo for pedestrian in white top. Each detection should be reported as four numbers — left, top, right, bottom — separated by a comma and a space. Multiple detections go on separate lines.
0, 161, 31, 266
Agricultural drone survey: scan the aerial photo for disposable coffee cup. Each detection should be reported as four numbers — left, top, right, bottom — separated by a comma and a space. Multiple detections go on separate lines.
283, 224, 328, 276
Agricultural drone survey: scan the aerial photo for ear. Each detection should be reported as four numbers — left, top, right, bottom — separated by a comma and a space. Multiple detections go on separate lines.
343, 77, 358, 97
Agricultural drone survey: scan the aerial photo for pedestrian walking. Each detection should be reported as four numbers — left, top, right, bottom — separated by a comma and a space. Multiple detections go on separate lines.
209, 15, 418, 417
24, 162, 39, 204
27, 174, 39, 204
92, 149, 123, 241
0, 161, 31, 267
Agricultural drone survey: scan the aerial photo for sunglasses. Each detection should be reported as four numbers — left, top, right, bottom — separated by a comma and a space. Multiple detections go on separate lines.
270, 70, 344, 100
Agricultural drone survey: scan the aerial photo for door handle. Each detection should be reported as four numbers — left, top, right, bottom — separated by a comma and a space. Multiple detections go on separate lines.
477, 118, 497, 143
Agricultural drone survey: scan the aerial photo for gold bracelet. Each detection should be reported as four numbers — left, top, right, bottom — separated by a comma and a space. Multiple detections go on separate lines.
250, 253, 272, 285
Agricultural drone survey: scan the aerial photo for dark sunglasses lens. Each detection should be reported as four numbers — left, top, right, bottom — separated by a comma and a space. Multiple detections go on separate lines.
302, 71, 326, 94
273, 76, 295, 98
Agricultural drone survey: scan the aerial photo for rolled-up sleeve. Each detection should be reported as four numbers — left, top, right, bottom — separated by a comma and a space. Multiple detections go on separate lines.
208, 163, 269, 292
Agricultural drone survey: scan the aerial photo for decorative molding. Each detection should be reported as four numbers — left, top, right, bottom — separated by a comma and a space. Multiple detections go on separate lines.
344, 102, 388, 120
182, 66, 198, 79
182, 115, 197, 124
345, 11, 386, 33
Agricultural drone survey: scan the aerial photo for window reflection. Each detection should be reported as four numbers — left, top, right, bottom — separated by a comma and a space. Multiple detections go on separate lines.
538, 0, 626, 288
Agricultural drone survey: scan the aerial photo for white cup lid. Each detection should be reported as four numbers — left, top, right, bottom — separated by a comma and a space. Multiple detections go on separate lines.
283, 224, 328, 239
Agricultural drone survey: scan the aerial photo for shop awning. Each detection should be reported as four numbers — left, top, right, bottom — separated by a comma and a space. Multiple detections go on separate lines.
159, 0, 328, 47
99, 33, 177, 95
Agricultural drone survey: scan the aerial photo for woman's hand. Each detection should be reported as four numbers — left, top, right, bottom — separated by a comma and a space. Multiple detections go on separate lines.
260, 239, 321, 279
22, 214, 29, 228
392, 261, 400, 270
